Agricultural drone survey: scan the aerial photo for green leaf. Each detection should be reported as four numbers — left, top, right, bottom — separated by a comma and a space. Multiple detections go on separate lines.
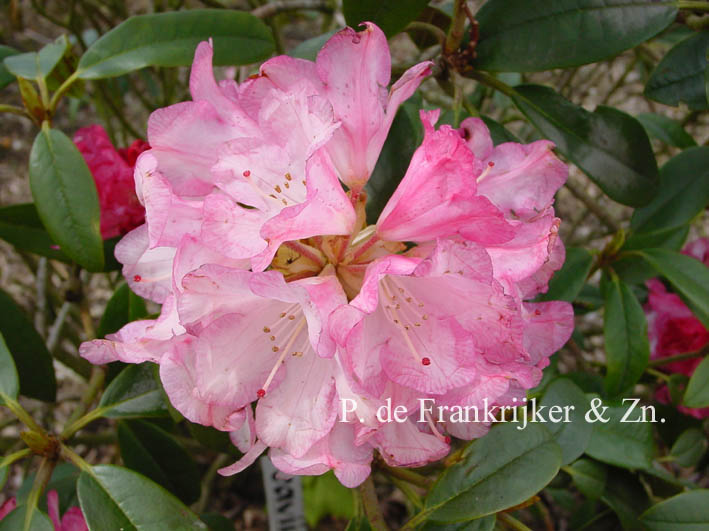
566, 459, 607, 499
541, 378, 592, 464
77, 10, 274, 79
365, 94, 423, 224
77, 465, 206, 530
0, 506, 53, 531
29, 127, 104, 271
474, 0, 677, 72
97, 283, 147, 338
0, 333, 19, 403
0, 203, 71, 262
585, 400, 655, 470
512, 84, 659, 207
636, 113, 697, 148
635, 248, 709, 329
645, 32, 709, 110
346, 515, 373, 531
343, 0, 430, 38
200, 513, 235, 531
0, 45, 20, 89
640, 490, 709, 530
631, 147, 709, 234
602, 275, 650, 396
670, 428, 707, 468
602, 469, 650, 531
540, 247, 593, 302
118, 420, 201, 504
0, 288, 55, 402
424, 423, 561, 523
288, 30, 338, 61
683, 357, 709, 408
98, 363, 169, 418
302, 471, 354, 527
421, 516, 496, 531
3, 35, 69, 80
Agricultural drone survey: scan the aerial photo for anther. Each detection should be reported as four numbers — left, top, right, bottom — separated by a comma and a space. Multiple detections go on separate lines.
263, 327, 271, 333
257, 389, 266, 398
272, 346, 279, 352
285, 173, 292, 181
422, 357, 431, 366
133, 275, 142, 282
243, 170, 251, 177
274, 185, 282, 193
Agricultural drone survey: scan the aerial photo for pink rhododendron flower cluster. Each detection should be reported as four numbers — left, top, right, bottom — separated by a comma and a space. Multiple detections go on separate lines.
645, 238, 709, 419
74, 125, 149, 239
80, 23, 573, 487
0, 490, 88, 531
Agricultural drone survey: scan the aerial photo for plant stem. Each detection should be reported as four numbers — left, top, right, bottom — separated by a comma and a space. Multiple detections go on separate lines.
648, 345, 708, 367
60, 367, 106, 439
0, 448, 32, 468
1, 394, 46, 435
25, 457, 57, 531
60, 444, 94, 474
679, 1, 709, 11
196, 453, 231, 514
444, 0, 468, 54
406, 22, 447, 46
646, 366, 671, 382
251, 0, 332, 18
0, 104, 33, 120
359, 476, 388, 530
564, 179, 621, 233
499, 512, 533, 531
390, 477, 423, 510
381, 464, 431, 488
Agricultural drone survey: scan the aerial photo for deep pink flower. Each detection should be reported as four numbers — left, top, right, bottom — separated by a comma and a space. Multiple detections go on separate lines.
0, 491, 87, 531
645, 238, 709, 418
73, 125, 148, 239
80, 25, 573, 487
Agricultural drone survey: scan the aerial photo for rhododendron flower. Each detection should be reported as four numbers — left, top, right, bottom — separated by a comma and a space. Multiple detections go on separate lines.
74, 125, 149, 239
80, 23, 573, 487
645, 238, 709, 419
0, 491, 87, 531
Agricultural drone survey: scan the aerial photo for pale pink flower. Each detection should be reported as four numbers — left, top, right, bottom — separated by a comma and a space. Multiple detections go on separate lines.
81, 24, 573, 487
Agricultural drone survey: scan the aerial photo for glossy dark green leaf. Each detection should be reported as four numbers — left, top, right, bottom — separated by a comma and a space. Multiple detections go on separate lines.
602, 469, 650, 531
77, 10, 274, 79
631, 147, 709, 234
0, 288, 55, 402
424, 423, 561, 522
98, 363, 169, 418
0, 45, 20, 89
29, 127, 104, 271
683, 357, 709, 408
97, 283, 148, 338
513, 84, 659, 207
623, 225, 689, 252
3, 35, 69, 80
474, 0, 677, 72
585, 400, 655, 469
541, 378, 592, 464
118, 420, 201, 504
636, 248, 709, 329
645, 32, 709, 110
640, 490, 709, 530
670, 428, 707, 467
566, 458, 607, 499
540, 247, 593, 302
602, 275, 650, 396
365, 94, 423, 224
343, 0, 430, 37
636, 113, 697, 148
0, 203, 71, 262
0, 333, 19, 403
288, 30, 338, 61
77, 465, 206, 530
0, 506, 53, 531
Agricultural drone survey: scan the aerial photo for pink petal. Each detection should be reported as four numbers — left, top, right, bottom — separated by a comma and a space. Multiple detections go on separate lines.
523, 301, 574, 364
373, 418, 449, 467
200, 193, 268, 259
458, 117, 493, 161
219, 440, 267, 476
376, 111, 513, 244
